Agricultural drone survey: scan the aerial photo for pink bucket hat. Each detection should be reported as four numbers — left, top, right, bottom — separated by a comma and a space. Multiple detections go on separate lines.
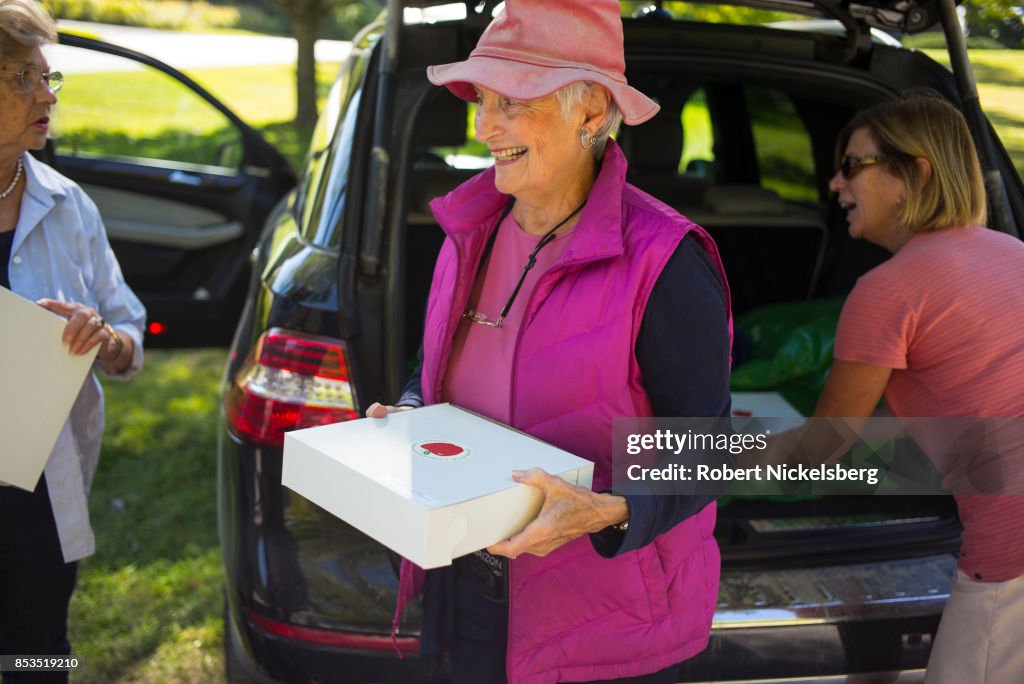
426, 0, 659, 126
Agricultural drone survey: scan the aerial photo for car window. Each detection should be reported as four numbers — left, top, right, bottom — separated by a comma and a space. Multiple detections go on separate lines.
681, 88, 715, 177
297, 46, 370, 247
746, 86, 817, 201
49, 44, 242, 171
427, 102, 493, 170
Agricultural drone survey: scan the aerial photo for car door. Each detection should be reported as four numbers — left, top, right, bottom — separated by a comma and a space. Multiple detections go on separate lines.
45, 33, 297, 347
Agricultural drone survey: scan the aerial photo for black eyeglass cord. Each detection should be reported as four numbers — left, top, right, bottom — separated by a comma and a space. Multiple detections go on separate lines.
470, 196, 588, 327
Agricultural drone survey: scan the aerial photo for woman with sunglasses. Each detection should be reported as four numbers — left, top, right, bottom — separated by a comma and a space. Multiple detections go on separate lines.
0, 1, 144, 676
816, 91, 1024, 683
366, 1, 732, 682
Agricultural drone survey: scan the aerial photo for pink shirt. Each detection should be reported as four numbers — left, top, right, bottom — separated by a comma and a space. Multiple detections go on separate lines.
835, 226, 1024, 580
443, 211, 572, 423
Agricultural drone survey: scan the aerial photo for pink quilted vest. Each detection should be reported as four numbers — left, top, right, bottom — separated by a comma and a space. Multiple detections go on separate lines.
396, 142, 731, 683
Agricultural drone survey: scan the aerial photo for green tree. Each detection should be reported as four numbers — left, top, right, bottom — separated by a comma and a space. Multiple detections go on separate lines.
269, 0, 348, 126
965, 0, 1024, 48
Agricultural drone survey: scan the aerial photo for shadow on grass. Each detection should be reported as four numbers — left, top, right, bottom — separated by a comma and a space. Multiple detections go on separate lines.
987, 111, 1024, 142
70, 349, 227, 683
918, 50, 1024, 180
966, 60, 1024, 89
88, 349, 224, 568
920, 49, 1024, 87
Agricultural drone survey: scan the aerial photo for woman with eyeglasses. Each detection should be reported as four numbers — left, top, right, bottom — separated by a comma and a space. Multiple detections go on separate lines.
0, 1, 144, 676
816, 91, 1024, 683
366, 1, 732, 682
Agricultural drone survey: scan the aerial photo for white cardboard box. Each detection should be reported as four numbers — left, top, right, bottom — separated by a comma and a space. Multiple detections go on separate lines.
730, 391, 804, 418
730, 391, 805, 433
282, 403, 594, 569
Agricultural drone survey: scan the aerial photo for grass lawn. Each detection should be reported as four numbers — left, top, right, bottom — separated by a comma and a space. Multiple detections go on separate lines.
56, 61, 340, 171
185, 61, 342, 169
922, 49, 1024, 181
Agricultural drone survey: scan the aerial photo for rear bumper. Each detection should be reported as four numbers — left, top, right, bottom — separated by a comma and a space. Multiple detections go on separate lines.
679, 617, 938, 681
686, 673, 925, 683
224, 603, 938, 684
676, 554, 953, 680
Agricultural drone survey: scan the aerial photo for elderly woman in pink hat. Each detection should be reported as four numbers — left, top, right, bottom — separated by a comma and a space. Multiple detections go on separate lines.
370, 1, 732, 682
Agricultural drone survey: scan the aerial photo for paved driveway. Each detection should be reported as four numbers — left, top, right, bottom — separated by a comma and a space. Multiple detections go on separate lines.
53, 19, 351, 73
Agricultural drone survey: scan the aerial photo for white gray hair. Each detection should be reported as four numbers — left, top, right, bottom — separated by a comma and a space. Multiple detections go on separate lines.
554, 81, 623, 157
0, 0, 56, 59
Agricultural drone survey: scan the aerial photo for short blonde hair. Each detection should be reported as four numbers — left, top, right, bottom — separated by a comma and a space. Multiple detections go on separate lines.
0, 0, 56, 60
836, 89, 986, 233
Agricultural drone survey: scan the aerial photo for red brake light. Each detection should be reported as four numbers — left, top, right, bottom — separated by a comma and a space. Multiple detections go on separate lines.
259, 330, 349, 381
148, 322, 166, 335
225, 328, 358, 446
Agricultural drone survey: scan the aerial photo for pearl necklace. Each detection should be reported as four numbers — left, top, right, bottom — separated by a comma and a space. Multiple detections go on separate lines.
0, 158, 23, 200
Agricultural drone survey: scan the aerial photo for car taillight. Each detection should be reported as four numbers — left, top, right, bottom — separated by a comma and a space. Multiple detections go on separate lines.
225, 328, 358, 446
244, 608, 420, 654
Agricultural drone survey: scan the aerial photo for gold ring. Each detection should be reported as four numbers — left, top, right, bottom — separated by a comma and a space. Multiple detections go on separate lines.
89, 315, 104, 327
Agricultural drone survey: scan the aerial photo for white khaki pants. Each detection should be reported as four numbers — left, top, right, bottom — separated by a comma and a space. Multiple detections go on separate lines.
925, 570, 1024, 684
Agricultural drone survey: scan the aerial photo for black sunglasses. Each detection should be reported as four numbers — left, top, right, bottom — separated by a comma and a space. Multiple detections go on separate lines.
838, 154, 889, 180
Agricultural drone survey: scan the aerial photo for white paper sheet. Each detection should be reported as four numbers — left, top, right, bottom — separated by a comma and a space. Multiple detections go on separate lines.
0, 287, 98, 491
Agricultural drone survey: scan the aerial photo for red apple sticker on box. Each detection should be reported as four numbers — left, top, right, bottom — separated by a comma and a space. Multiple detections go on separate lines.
413, 440, 471, 461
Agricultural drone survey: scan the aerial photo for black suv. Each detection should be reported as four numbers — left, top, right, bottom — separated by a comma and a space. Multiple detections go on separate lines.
218, 1, 1024, 682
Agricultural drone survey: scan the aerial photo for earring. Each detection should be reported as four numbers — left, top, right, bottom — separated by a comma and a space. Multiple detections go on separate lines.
580, 127, 597, 150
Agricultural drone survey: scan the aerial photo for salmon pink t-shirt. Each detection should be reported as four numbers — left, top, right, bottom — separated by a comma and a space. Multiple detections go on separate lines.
835, 226, 1024, 581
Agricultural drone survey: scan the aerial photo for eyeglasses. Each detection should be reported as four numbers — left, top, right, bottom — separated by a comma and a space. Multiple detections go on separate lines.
0, 63, 63, 94
462, 230, 553, 328
463, 198, 586, 328
838, 154, 888, 180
